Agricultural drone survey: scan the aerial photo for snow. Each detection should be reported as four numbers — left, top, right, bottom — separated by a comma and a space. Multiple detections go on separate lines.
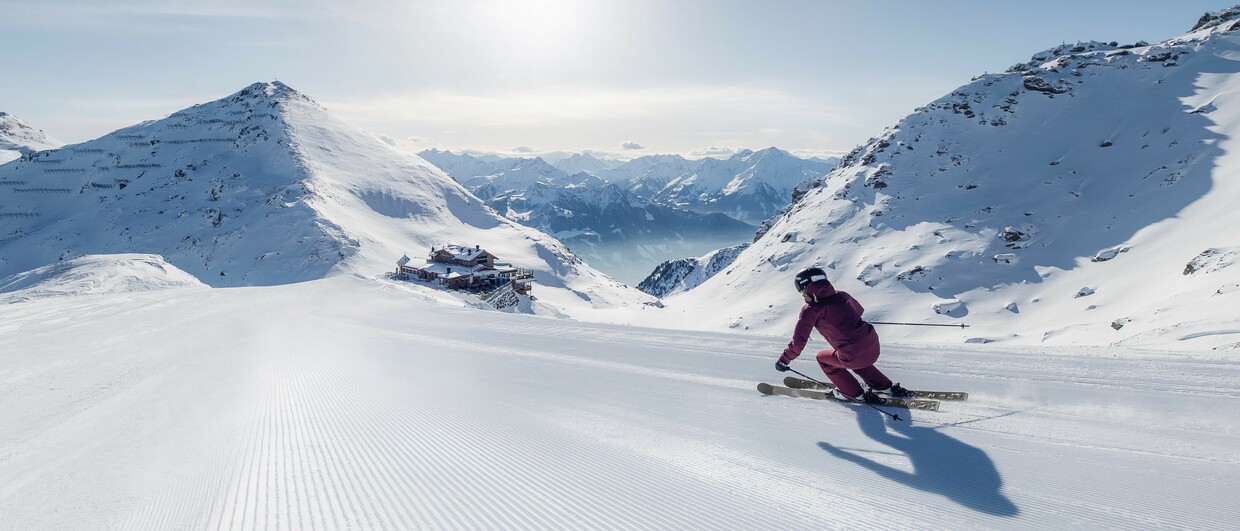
6, 6, 1240, 528
637, 243, 749, 297
644, 148, 836, 224
0, 112, 62, 163
545, 151, 619, 175
0, 253, 205, 303
0, 274, 1236, 528
0, 82, 651, 315
419, 151, 758, 284
644, 16, 1240, 350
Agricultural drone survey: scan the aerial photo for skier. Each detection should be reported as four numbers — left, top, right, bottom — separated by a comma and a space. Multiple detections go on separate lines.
775, 267, 913, 404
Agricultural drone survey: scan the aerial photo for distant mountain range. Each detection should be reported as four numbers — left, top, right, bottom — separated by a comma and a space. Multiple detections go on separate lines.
420, 149, 757, 283
485, 172, 752, 244
641, 148, 836, 225
549, 152, 617, 176
418, 147, 836, 283
422, 148, 837, 225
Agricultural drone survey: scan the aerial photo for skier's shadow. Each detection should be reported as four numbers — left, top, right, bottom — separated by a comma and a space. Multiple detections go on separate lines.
818, 413, 1019, 517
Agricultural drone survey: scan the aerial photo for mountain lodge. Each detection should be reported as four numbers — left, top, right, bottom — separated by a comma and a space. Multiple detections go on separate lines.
396, 244, 534, 295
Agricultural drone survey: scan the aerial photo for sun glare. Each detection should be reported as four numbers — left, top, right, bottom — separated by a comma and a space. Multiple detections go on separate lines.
475, 0, 592, 62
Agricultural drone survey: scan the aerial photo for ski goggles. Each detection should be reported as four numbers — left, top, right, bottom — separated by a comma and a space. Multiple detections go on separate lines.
794, 273, 827, 292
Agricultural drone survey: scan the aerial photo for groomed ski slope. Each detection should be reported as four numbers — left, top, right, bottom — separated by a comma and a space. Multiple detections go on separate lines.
1, 276, 1236, 529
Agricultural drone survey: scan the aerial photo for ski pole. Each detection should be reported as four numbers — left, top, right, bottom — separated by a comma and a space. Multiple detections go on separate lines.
784, 366, 903, 422
870, 321, 969, 329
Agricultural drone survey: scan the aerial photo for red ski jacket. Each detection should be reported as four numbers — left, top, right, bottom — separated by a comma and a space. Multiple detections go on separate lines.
778, 280, 879, 366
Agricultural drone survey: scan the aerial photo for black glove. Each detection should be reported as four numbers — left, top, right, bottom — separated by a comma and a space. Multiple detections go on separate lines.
775, 361, 790, 372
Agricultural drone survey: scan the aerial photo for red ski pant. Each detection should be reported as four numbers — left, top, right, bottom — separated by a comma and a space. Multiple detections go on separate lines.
816, 345, 892, 398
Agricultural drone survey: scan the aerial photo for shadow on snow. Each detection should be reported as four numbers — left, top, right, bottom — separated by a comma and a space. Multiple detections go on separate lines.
818, 412, 1019, 517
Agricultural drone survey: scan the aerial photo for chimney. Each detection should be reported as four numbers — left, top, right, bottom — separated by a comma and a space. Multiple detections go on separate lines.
476, 244, 480, 250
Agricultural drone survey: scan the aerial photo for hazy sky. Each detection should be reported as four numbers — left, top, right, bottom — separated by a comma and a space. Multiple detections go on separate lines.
1, 0, 1229, 159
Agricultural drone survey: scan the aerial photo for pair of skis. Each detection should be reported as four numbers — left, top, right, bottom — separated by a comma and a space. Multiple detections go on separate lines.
758, 376, 969, 413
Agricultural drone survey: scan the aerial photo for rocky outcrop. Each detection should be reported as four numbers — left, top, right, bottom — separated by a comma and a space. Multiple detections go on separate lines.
637, 243, 749, 298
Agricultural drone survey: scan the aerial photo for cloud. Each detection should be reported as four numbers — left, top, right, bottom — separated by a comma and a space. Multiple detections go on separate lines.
322, 84, 846, 130
789, 148, 848, 161
320, 84, 864, 156
13, 1, 299, 20
2, 1, 311, 33
620, 141, 645, 150
689, 146, 743, 158
512, 146, 536, 153
372, 132, 434, 148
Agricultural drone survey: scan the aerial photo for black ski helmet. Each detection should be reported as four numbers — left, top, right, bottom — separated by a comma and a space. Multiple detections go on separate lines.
793, 267, 828, 292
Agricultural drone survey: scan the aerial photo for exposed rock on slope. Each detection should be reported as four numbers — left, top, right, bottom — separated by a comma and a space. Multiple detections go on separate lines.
0, 82, 649, 312
0, 112, 62, 163
637, 243, 749, 298
662, 7, 1240, 349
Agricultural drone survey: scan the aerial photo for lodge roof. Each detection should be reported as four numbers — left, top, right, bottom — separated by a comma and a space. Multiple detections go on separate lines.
436, 244, 490, 262
417, 261, 486, 279
410, 261, 519, 276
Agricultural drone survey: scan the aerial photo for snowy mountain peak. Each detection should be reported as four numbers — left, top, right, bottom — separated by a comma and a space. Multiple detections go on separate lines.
564, 171, 609, 190
0, 82, 650, 312
637, 243, 749, 298
634, 153, 690, 164
506, 157, 558, 173
417, 149, 493, 183
1190, 4, 1240, 32
229, 80, 306, 105
743, 147, 795, 163
462, 156, 569, 193
0, 112, 62, 163
649, 146, 836, 224
666, 9, 1240, 349
551, 152, 617, 175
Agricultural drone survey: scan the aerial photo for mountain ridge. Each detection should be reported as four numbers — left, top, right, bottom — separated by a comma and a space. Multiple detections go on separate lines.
0, 112, 63, 163
0, 81, 650, 312
654, 7, 1240, 349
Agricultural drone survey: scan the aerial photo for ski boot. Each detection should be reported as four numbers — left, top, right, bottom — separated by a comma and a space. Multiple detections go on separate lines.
887, 383, 914, 399
830, 389, 889, 405
859, 389, 889, 405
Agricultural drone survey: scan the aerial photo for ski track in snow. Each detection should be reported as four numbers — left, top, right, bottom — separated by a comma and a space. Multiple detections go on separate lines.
1, 276, 1238, 528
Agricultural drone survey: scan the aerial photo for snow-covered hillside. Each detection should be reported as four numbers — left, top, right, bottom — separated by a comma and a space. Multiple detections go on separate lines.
638, 243, 749, 297
0, 112, 62, 163
0, 253, 205, 303
655, 8, 1240, 350
1, 274, 1235, 528
0, 82, 649, 313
